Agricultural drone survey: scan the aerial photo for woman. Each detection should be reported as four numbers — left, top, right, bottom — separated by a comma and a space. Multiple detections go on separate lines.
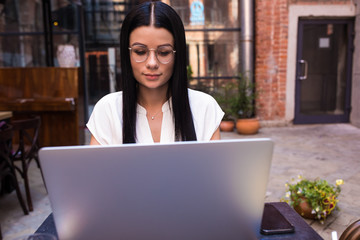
87, 1, 224, 145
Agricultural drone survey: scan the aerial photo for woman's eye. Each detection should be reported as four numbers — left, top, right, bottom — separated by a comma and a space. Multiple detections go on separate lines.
134, 49, 147, 55
158, 50, 171, 56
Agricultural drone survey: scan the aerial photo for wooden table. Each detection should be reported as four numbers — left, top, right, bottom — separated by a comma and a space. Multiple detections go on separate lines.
0, 111, 12, 121
35, 202, 323, 239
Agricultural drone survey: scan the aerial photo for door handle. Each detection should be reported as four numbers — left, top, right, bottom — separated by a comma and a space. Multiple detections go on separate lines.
299, 59, 308, 80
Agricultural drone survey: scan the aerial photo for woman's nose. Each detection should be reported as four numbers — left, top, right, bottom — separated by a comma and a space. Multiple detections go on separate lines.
146, 51, 159, 68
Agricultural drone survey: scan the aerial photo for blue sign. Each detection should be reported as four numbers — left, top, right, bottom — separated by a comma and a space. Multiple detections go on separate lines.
190, 0, 205, 26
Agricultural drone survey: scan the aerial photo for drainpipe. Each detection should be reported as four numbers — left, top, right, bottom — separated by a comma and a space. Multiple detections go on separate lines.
239, 0, 254, 82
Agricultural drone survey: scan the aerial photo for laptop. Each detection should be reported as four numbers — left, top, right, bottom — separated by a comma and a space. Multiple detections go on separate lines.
39, 138, 274, 240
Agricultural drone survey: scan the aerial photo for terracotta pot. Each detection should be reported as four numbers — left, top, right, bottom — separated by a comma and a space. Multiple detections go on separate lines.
235, 118, 260, 135
293, 197, 317, 219
220, 120, 235, 132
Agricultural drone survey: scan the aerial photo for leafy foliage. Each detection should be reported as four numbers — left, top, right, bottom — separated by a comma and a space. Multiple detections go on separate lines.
213, 74, 258, 120
213, 81, 238, 121
232, 79, 257, 119
282, 176, 343, 222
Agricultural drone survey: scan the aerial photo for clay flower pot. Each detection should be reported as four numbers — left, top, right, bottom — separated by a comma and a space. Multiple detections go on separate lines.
236, 118, 260, 135
220, 120, 235, 132
293, 197, 317, 219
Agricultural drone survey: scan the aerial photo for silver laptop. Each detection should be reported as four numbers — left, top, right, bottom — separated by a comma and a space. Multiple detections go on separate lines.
39, 138, 273, 240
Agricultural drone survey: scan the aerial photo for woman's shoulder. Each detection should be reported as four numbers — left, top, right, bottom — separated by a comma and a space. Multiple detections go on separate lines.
95, 91, 123, 106
188, 88, 216, 102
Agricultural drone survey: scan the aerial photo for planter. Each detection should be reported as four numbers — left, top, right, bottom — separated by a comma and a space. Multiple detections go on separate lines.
236, 118, 260, 135
220, 120, 235, 132
293, 197, 317, 219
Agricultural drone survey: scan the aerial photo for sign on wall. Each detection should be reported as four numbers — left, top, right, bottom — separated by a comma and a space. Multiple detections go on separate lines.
190, 0, 205, 26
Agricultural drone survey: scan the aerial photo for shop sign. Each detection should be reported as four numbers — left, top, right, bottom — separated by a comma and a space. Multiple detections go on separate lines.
190, 0, 205, 26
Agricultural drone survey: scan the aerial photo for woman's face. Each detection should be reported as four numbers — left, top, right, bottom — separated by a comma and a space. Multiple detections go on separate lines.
129, 25, 175, 92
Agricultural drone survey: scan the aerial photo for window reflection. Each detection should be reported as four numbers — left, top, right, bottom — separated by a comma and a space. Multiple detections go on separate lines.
0, 0, 44, 67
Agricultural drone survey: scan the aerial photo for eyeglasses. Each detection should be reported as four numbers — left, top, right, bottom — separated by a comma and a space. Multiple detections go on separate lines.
129, 45, 176, 64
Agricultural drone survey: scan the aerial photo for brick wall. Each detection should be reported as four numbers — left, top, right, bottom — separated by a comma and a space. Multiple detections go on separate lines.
255, 0, 289, 120
255, 0, 353, 122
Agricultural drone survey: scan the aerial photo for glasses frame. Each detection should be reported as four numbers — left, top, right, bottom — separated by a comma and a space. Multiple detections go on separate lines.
128, 45, 176, 64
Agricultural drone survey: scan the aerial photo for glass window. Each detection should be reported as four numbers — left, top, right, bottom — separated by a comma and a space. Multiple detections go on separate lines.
84, 0, 127, 44
0, 0, 44, 67
51, 1, 78, 32
0, 0, 43, 33
186, 31, 240, 78
170, 0, 240, 95
0, 35, 46, 67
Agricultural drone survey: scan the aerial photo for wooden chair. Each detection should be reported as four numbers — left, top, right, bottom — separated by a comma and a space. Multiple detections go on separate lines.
340, 219, 360, 240
0, 125, 28, 215
11, 116, 44, 212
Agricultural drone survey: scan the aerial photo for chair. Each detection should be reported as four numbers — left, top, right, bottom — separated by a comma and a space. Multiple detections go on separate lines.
11, 116, 44, 212
0, 125, 28, 215
340, 219, 360, 240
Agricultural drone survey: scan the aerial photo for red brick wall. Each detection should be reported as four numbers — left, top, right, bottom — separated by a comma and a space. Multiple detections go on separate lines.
255, 0, 288, 120
255, 0, 353, 121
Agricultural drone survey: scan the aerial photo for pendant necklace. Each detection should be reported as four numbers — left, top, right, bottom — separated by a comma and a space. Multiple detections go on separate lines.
149, 110, 162, 120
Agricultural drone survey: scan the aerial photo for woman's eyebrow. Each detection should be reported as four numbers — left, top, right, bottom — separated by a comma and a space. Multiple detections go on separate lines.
130, 42, 146, 47
130, 43, 174, 48
158, 43, 174, 48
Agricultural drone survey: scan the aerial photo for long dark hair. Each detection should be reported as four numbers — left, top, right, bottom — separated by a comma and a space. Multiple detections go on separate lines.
120, 1, 197, 143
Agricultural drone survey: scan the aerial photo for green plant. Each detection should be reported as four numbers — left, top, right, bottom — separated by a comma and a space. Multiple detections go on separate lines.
282, 175, 344, 222
213, 81, 238, 121
231, 77, 257, 119
187, 65, 193, 81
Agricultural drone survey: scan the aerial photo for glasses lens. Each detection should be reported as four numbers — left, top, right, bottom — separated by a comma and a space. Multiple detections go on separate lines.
130, 46, 148, 62
156, 46, 175, 64
130, 46, 175, 64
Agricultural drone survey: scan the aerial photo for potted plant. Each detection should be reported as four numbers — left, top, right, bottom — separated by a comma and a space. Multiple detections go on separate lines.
213, 81, 238, 132
231, 76, 260, 134
282, 175, 344, 223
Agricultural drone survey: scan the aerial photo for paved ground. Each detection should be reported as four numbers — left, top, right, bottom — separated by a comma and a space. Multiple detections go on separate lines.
1, 124, 359, 240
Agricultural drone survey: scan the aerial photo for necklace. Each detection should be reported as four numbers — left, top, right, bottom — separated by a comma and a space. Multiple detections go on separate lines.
149, 110, 162, 120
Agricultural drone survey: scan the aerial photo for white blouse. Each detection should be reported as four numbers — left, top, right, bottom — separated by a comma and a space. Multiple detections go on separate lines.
86, 89, 224, 145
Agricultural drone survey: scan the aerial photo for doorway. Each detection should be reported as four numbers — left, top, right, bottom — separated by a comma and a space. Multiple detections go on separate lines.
294, 19, 354, 124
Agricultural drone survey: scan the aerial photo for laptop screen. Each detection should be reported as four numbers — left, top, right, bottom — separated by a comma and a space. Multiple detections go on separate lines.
39, 139, 273, 240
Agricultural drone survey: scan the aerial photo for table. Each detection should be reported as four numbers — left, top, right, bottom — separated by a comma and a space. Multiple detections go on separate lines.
35, 202, 323, 239
0, 111, 12, 121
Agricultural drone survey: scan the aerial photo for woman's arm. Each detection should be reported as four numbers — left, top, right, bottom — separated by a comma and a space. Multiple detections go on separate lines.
90, 135, 101, 145
210, 127, 221, 140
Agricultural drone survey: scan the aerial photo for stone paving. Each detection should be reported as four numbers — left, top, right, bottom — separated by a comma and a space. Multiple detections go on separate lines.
0, 124, 359, 240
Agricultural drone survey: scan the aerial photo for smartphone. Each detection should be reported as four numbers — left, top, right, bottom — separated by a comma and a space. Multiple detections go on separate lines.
260, 203, 295, 235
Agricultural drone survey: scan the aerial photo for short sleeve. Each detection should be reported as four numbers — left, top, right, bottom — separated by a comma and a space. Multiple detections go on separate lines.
86, 92, 123, 145
188, 89, 224, 141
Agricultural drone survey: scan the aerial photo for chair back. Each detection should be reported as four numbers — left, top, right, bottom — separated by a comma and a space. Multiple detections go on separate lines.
340, 219, 360, 240
12, 116, 41, 160
0, 125, 14, 195
0, 125, 13, 163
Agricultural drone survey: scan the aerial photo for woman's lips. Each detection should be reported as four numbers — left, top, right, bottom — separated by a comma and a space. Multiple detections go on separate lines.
144, 73, 161, 80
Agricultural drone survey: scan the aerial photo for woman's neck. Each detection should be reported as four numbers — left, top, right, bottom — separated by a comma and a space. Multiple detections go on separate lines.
137, 87, 168, 110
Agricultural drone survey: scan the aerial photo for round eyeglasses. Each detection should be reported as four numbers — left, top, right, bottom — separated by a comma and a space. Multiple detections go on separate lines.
129, 45, 176, 64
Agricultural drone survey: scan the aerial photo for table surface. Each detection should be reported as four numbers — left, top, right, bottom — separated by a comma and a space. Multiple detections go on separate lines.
36, 202, 323, 240
0, 111, 12, 121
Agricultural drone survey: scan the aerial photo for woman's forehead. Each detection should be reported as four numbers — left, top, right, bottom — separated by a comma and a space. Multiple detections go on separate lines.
129, 26, 174, 47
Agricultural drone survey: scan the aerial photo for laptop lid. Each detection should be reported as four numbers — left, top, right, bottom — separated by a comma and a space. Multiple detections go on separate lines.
39, 138, 273, 240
